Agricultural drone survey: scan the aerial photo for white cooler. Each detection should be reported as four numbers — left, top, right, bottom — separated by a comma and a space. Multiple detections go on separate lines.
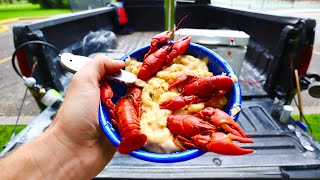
174, 28, 250, 76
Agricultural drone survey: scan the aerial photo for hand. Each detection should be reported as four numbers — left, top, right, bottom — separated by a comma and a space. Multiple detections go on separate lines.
49, 55, 124, 177
0, 55, 124, 179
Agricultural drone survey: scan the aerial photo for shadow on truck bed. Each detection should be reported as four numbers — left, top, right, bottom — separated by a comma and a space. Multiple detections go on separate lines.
3, 0, 320, 179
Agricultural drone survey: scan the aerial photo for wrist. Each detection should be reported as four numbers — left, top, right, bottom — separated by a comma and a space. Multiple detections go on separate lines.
32, 127, 90, 179
49, 121, 116, 178
0, 127, 89, 179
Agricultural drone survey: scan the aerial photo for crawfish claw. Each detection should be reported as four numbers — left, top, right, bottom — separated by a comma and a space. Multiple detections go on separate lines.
144, 31, 172, 59
207, 133, 254, 155
160, 95, 198, 111
196, 108, 246, 137
165, 35, 191, 67
168, 73, 199, 90
192, 132, 254, 156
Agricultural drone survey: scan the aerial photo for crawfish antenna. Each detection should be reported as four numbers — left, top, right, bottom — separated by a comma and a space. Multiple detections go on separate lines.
174, 15, 188, 32
169, 15, 188, 41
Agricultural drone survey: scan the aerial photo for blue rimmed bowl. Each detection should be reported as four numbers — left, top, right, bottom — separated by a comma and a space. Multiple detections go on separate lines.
98, 42, 242, 163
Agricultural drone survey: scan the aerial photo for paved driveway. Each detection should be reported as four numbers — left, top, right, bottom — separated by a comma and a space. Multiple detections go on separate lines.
0, 20, 41, 122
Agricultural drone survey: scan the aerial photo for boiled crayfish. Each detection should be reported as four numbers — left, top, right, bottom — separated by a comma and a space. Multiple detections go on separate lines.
100, 80, 147, 154
137, 17, 191, 81
160, 73, 234, 111
176, 132, 254, 155
167, 109, 254, 155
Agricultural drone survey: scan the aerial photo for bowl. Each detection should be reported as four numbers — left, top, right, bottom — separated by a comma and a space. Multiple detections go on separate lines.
98, 42, 242, 163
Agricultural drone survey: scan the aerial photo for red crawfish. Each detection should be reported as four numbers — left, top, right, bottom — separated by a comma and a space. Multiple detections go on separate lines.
100, 80, 147, 154
137, 16, 191, 81
166, 114, 253, 155
137, 35, 191, 81
177, 132, 254, 155
160, 74, 234, 111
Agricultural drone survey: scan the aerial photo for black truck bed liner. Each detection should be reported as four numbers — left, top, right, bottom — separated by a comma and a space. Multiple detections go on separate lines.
96, 98, 320, 179
3, 98, 319, 179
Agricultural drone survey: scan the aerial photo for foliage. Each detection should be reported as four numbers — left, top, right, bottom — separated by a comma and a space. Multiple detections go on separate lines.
0, 125, 26, 149
28, 0, 70, 9
68, 0, 110, 11
0, 2, 71, 20
291, 114, 320, 142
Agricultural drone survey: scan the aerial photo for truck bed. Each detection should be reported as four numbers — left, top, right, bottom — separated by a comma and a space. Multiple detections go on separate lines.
97, 99, 320, 179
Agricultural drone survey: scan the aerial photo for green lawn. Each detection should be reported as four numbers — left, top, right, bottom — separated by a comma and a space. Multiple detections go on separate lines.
291, 114, 320, 142
0, 125, 26, 149
0, 2, 72, 20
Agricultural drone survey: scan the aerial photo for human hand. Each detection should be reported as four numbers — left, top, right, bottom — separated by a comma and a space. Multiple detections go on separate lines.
50, 54, 125, 177
0, 55, 125, 180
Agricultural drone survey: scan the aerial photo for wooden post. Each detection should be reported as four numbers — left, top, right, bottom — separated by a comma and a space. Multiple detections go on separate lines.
294, 69, 304, 122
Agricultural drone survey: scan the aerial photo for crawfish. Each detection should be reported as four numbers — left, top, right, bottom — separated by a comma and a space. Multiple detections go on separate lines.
137, 35, 191, 81
137, 16, 191, 81
167, 114, 253, 155
160, 74, 234, 111
100, 80, 147, 154
177, 132, 254, 156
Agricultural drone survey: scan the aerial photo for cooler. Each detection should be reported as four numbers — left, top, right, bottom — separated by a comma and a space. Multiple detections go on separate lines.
174, 28, 250, 76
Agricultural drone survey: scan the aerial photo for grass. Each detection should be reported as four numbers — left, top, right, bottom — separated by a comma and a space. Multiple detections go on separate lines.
0, 125, 26, 149
291, 114, 320, 142
0, 2, 72, 20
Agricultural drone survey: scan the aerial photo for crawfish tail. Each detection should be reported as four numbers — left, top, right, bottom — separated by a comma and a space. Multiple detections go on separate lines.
115, 99, 147, 154
118, 130, 147, 154
100, 80, 116, 119
159, 95, 198, 111
128, 87, 143, 117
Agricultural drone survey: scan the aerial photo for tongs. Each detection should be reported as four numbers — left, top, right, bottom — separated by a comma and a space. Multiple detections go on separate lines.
59, 53, 137, 84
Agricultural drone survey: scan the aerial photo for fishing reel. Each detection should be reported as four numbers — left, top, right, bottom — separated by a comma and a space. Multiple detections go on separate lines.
300, 73, 320, 98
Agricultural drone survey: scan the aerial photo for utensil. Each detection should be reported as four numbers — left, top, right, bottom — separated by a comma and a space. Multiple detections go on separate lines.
59, 53, 137, 84
288, 124, 314, 152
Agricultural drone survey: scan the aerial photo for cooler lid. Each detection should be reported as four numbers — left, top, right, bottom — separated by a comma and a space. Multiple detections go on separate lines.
174, 28, 250, 46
